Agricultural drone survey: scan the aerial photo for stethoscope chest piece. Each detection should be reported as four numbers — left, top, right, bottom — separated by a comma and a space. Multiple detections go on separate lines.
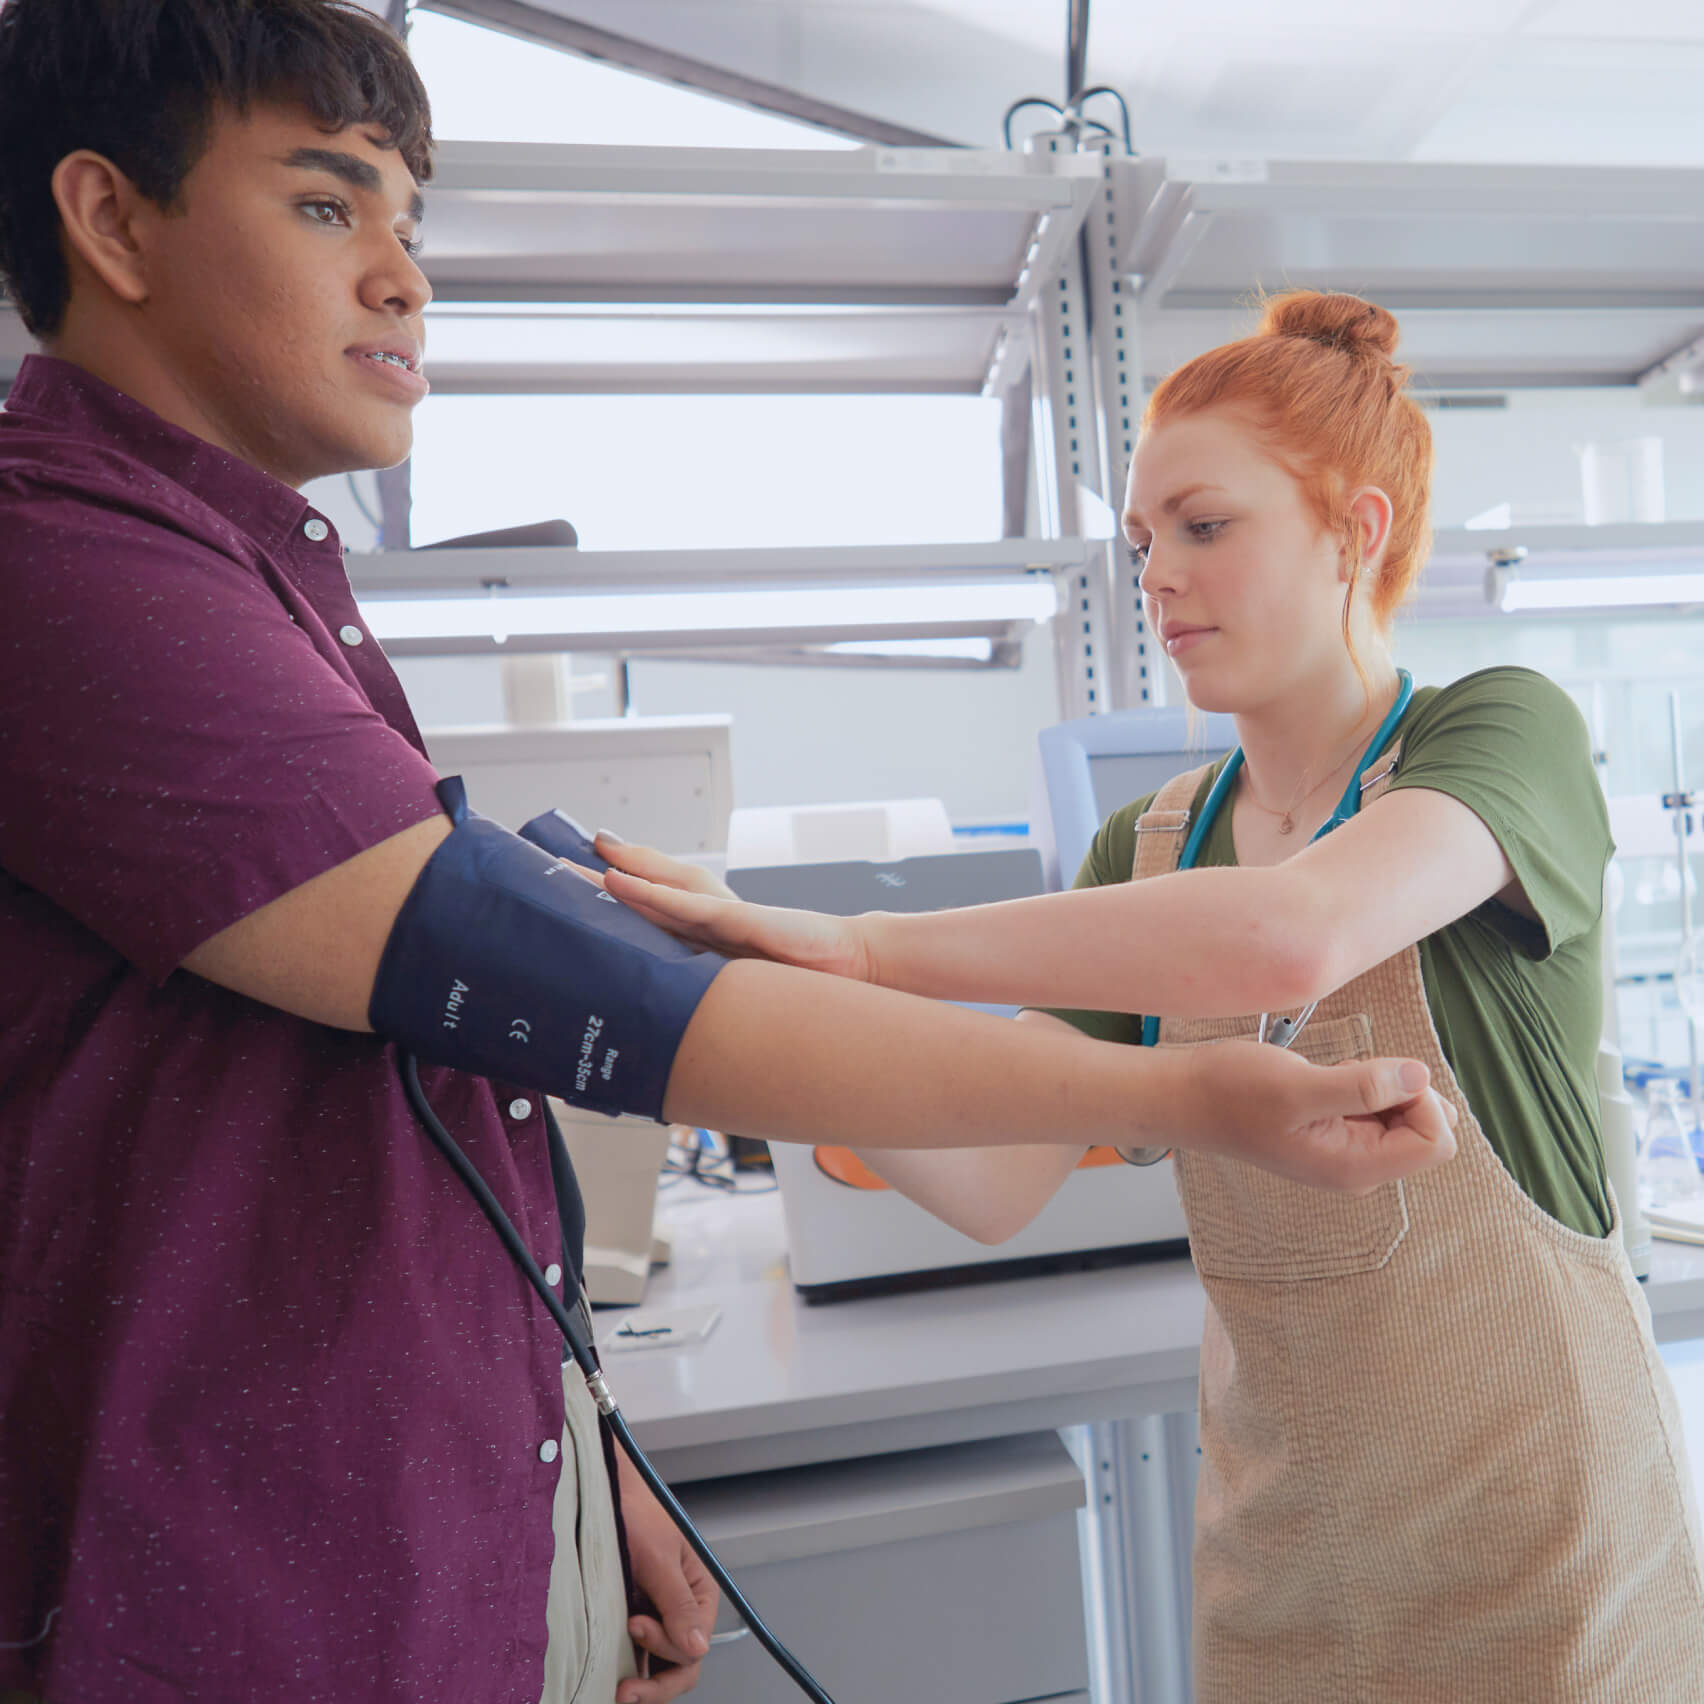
1258, 1007, 1315, 1050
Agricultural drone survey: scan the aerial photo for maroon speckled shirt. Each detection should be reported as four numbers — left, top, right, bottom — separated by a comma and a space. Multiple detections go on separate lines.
0, 355, 578, 1703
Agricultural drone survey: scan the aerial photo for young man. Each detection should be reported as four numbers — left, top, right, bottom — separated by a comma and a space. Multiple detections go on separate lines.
0, 4, 1456, 1701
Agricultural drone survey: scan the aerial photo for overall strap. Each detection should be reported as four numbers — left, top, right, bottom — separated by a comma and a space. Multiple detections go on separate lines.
1132, 763, 1215, 882
1357, 738, 1405, 809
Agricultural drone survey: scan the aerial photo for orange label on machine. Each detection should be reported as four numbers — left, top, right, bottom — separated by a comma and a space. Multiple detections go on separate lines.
812, 1145, 1127, 1191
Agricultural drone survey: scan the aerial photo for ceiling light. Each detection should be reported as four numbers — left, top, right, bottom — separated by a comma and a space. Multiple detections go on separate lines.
359, 581, 1057, 647
1488, 565, 1704, 612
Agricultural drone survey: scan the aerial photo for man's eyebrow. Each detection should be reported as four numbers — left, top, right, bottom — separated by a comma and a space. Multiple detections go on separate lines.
280, 147, 424, 222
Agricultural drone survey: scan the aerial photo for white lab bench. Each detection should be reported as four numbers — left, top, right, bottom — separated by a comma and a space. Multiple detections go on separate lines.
606, 1188, 1704, 1704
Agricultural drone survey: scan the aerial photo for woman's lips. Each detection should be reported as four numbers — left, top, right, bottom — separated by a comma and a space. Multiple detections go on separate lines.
1164, 626, 1215, 658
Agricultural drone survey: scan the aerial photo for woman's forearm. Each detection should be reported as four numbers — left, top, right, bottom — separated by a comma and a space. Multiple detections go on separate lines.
860, 864, 1329, 1017
850, 1141, 1088, 1245
847, 1011, 1099, 1243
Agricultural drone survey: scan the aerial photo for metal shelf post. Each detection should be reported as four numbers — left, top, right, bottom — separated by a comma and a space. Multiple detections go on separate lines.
1080, 132, 1160, 708
1029, 131, 1112, 722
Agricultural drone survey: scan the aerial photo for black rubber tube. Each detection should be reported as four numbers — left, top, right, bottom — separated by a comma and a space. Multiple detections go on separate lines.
400, 1055, 837, 1704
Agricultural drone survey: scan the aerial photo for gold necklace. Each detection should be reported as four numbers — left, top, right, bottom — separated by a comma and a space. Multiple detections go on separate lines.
1241, 724, 1373, 836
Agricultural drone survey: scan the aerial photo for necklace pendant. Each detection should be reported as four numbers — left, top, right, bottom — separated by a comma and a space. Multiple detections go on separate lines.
1278, 814, 1295, 835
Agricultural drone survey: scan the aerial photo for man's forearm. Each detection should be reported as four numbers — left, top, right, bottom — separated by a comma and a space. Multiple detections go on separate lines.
662, 958, 1190, 1150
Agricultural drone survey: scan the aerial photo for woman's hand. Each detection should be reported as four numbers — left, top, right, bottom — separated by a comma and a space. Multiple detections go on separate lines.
596, 835, 877, 982
592, 833, 739, 903
1179, 1043, 1458, 1191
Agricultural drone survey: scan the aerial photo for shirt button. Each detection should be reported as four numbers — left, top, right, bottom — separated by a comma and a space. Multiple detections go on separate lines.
303, 517, 329, 542
544, 1263, 563, 1288
338, 624, 364, 647
508, 1097, 533, 1120
538, 1438, 560, 1464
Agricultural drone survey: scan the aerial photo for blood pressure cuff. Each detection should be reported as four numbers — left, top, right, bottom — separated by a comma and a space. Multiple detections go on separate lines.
369, 777, 726, 1121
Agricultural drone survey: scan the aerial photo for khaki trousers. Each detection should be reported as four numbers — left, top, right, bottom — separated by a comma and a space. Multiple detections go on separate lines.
543, 1360, 641, 1704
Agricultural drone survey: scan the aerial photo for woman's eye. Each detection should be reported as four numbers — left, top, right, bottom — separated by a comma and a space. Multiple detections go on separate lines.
1187, 519, 1228, 543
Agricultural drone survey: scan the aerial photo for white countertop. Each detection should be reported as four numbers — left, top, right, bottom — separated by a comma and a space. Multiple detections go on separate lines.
606, 1185, 1704, 1484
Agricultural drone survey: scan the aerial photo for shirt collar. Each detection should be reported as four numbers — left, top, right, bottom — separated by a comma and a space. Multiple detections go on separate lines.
5, 353, 325, 555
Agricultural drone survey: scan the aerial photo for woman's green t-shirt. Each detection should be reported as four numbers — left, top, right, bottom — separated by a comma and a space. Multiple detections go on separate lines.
1044, 665, 1616, 1238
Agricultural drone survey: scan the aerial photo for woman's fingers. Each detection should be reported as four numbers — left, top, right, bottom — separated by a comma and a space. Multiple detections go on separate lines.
593, 832, 737, 900
1194, 1045, 1459, 1194
603, 873, 874, 979
1296, 1059, 1459, 1191
604, 870, 742, 942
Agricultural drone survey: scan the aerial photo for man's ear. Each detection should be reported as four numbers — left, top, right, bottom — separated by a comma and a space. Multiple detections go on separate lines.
51, 151, 155, 309
1342, 486, 1394, 583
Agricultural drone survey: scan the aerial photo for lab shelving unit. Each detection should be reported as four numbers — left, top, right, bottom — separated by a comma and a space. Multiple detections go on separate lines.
344, 137, 1142, 720
1117, 156, 1704, 393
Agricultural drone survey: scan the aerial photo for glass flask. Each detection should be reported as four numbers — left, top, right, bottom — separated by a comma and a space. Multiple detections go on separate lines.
1638, 1078, 1704, 1211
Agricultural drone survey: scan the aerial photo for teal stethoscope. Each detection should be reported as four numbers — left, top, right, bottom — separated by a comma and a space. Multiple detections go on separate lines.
1138, 669, 1414, 1052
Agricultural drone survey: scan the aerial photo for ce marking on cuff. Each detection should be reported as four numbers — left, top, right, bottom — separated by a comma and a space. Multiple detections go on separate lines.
509, 1017, 532, 1045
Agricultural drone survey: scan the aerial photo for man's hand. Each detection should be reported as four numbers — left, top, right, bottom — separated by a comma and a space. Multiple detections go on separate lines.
616, 1453, 720, 1704
1175, 1042, 1458, 1191
597, 835, 875, 981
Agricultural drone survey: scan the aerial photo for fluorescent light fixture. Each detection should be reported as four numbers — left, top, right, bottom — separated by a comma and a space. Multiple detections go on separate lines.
359, 581, 1057, 645
1490, 566, 1704, 612
827, 637, 996, 661
423, 302, 922, 320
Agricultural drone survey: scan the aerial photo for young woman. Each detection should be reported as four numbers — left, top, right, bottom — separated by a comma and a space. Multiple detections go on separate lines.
597, 290, 1704, 1701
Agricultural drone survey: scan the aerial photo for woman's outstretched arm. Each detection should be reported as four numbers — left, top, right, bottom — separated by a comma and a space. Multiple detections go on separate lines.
601, 787, 1516, 1022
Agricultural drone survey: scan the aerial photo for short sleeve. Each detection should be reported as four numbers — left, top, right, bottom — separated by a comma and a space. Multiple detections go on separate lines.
1028, 794, 1153, 1045
1384, 667, 1611, 960
0, 488, 445, 981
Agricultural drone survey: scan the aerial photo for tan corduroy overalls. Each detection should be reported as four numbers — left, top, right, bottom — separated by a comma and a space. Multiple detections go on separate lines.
1133, 748, 1704, 1703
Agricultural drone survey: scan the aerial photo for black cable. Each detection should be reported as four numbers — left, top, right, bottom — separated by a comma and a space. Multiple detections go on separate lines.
1068, 84, 1132, 150
1002, 94, 1064, 150
399, 1055, 837, 1704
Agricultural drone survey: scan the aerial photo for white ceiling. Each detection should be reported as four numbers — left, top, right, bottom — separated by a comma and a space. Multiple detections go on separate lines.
463, 0, 1704, 166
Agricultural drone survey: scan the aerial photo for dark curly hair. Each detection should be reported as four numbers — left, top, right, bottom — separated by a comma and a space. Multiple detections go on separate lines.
0, 0, 434, 337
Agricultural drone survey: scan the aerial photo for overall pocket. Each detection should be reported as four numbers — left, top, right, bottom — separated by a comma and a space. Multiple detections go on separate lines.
1172, 1014, 1410, 1282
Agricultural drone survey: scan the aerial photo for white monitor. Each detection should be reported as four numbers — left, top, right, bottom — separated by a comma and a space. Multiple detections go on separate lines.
422, 716, 733, 855
1031, 706, 1236, 892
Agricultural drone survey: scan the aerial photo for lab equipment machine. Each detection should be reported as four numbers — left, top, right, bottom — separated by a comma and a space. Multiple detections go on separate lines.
551, 1103, 673, 1305
423, 715, 733, 854
1031, 703, 1237, 894
730, 842, 1192, 1302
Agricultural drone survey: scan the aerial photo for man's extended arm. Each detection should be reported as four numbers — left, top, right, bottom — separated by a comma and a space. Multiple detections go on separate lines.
182, 817, 1455, 1187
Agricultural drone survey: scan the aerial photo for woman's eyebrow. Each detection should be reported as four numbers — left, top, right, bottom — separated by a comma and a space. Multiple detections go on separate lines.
1125, 482, 1226, 527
